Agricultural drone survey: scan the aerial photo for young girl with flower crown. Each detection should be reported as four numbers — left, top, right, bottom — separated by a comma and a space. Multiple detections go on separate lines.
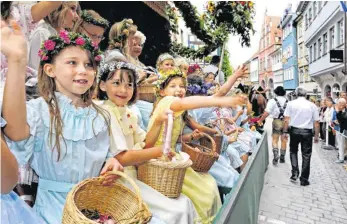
96, 61, 198, 224
146, 67, 248, 223
2, 25, 123, 223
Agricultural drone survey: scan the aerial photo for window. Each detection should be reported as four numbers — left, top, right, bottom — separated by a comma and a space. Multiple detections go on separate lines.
310, 45, 313, 63
338, 20, 344, 45
309, 8, 312, 23
313, 2, 317, 18
323, 33, 328, 54
314, 43, 317, 61
298, 22, 303, 38
305, 14, 308, 29
330, 26, 335, 49
318, 38, 322, 58
299, 44, 303, 59
267, 34, 270, 46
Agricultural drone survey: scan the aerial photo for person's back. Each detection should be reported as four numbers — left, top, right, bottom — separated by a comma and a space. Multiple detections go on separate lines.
286, 97, 317, 129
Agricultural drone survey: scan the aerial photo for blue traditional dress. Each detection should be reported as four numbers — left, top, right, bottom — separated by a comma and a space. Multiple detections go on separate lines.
7, 93, 112, 224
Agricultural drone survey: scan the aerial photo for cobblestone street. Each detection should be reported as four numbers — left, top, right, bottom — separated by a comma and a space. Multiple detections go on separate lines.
258, 119, 347, 224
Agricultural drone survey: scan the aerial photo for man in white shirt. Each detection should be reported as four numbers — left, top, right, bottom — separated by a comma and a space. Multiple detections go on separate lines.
283, 87, 320, 186
258, 86, 288, 165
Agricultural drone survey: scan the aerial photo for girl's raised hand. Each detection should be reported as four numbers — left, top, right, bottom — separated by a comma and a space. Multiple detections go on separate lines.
0, 20, 27, 61
234, 64, 248, 78
100, 158, 124, 186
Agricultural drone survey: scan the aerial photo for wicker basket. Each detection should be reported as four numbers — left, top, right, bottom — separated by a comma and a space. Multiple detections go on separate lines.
62, 171, 152, 224
200, 133, 223, 154
137, 113, 192, 198
182, 133, 219, 172
137, 158, 192, 198
138, 84, 156, 103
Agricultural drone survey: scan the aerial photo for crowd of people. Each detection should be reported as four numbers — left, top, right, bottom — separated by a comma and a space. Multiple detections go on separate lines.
314, 93, 347, 163
1, 2, 265, 224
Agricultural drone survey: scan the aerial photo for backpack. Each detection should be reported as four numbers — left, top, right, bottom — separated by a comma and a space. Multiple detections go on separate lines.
274, 98, 288, 120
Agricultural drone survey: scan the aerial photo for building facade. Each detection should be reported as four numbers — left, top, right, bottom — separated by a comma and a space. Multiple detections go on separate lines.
294, 1, 318, 95
281, 4, 299, 91
258, 15, 282, 94
304, 1, 347, 100
270, 45, 283, 88
250, 56, 259, 85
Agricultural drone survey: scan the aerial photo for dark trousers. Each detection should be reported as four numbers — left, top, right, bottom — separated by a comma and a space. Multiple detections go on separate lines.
328, 126, 335, 147
320, 122, 325, 141
289, 127, 313, 182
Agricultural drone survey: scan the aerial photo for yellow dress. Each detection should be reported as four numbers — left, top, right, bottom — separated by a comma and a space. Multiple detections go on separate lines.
148, 96, 222, 224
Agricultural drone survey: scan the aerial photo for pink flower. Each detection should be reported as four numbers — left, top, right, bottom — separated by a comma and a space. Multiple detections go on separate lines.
38, 49, 44, 56
44, 40, 56, 51
92, 42, 99, 50
94, 55, 102, 61
59, 30, 70, 44
75, 37, 85, 46
42, 55, 49, 61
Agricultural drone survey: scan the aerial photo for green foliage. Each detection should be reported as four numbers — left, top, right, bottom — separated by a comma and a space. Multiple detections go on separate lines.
167, 1, 255, 59
222, 49, 233, 79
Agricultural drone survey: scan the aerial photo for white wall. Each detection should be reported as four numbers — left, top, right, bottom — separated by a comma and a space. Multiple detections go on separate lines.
250, 58, 259, 82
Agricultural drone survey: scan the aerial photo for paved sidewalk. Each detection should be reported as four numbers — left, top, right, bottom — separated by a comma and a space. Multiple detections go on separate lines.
258, 119, 347, 224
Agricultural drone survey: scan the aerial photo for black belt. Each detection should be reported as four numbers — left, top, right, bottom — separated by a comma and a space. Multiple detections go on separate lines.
290, 126, 312, 131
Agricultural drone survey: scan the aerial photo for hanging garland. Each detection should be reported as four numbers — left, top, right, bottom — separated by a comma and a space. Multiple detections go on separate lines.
167, 1, 255, 59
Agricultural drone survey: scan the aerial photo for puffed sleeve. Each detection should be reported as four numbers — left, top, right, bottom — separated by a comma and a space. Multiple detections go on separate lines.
147, 96, 184, 131
133, 124, 146, 150
7, 100, 44, 165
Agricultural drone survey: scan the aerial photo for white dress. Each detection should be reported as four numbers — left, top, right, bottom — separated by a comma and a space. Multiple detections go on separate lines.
99, 100, 199, 224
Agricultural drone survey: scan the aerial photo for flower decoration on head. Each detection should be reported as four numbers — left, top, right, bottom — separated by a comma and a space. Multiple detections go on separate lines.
38, 30, 102, 65
188, 64, 202, 74
156, 53, 175, 69
98, 61, 138, 81
81, 10, 110, 29
155, 67, 186, 97
109, 19, 134, 49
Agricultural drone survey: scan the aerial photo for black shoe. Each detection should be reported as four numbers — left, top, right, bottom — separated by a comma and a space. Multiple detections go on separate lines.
280, 155, 285, 163
300, 181, 310, 186
273, 157, 279, 165
290, 173, 298, 182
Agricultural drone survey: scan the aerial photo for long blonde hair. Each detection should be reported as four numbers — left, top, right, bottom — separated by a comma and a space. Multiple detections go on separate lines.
108, 19, 137, 57
38, 47, 110, 161
44, 1, 80, 29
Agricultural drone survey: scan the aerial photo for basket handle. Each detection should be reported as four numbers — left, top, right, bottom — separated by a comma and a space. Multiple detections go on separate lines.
199, 132, 216, 153
163, 113, 173, 156
101, 171, 145, 211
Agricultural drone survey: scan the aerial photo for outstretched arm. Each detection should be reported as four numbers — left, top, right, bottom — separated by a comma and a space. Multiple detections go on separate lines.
31, 1, 63, 23
1, 22, 30, 140
214, 65, 248, 97
170, 95, 247, 113
115, 147, 163, 166
186, 116, 217, 135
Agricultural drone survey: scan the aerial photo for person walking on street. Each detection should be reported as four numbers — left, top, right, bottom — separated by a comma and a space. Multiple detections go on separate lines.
283, 87, 320, 186
335, 98, 347, 163
258, 86, 288, 165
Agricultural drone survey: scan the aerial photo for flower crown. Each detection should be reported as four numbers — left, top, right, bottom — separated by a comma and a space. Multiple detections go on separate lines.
81, 10, 110, 29
188, 64, 202, 74
109, 19, 134, 49
99, 61, 138, 81
156, 53, 174, 69
155, 68, 186, 96
38, 30, 102, 65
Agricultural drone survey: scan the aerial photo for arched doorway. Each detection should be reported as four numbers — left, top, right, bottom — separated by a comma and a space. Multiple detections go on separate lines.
261, 80, 266, 89
332, 83, 340, 99
342, 82, 347, 93
324, 85, 331, 98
